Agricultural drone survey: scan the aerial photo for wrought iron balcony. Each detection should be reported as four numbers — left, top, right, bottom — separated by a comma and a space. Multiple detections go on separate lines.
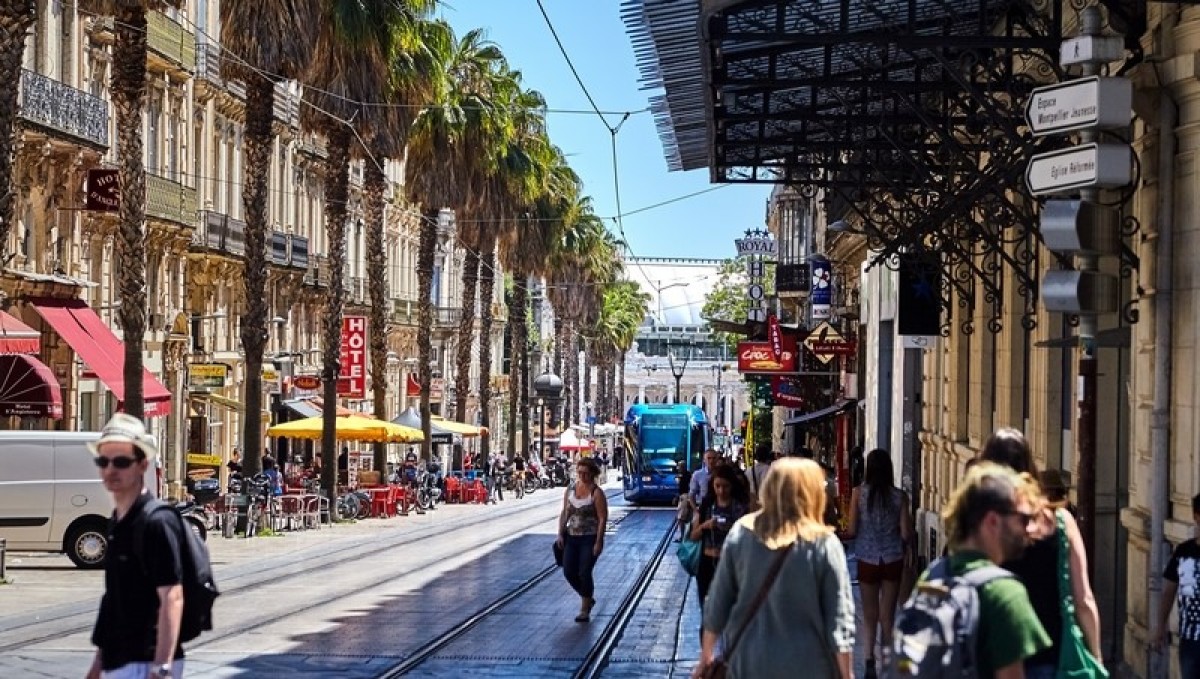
194, 210, 246, 257
147, 174, 197, 227
391, 298, 418, 326
147, 11, 195, 74
435, 307, 461, 327
194, 42, 244, 99
289, 235, 310, 269
18, 70, 109, 148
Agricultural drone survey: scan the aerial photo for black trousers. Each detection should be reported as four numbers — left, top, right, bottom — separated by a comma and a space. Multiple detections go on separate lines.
696, 553, 719, 608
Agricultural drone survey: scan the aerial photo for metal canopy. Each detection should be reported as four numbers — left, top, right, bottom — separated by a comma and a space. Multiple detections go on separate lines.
624, 0, 1127, 335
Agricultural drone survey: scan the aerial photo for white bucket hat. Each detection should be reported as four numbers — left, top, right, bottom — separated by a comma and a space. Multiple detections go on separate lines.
87, 413, 158, 461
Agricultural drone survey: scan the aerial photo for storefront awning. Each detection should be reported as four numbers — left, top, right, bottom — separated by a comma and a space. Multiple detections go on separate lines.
0, 310, 40, 354
282, 398, 321, 418
784, 399, 857, 427
0, 354, 62, 418
29, 298, 172, 417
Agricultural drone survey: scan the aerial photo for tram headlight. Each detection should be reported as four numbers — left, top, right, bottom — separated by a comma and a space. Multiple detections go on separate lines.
642, 475, 652, 483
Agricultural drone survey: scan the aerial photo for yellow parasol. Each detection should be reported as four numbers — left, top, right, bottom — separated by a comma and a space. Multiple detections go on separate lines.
266, 416, 424, 443
429, 415, 487, 437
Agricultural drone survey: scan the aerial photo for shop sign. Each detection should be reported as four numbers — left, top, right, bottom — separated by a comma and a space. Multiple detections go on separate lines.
189, 363, 228, 389
810, 256, 833, 320
406, 373, 421, 397
737, 340, 796, 373
771, 376, 805, 408
292, 374, 321, 390
185, 452, 221, 483
768, 314, 783, 360
338, 316, 367, 398
86, 169, 120, 212
803, 322, 857, 364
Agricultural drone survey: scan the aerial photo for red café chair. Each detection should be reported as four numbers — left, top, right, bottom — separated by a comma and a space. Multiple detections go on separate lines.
472, 479, 486, 504
396, 484, 411, 515
368, 486, 393, 518
445, 476, 460, 504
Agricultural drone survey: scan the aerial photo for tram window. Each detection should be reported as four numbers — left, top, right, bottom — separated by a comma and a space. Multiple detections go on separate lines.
689, 423, 706, 470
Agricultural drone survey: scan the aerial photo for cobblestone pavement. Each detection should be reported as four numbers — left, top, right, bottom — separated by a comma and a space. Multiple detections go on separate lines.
1, 484, 881, 678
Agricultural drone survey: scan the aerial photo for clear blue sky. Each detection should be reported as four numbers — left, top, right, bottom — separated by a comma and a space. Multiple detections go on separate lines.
441, 1, 772, 261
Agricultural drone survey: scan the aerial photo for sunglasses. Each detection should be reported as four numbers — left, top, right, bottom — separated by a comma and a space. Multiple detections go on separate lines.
94, 455, 138, 469
998, 507, 1036, 526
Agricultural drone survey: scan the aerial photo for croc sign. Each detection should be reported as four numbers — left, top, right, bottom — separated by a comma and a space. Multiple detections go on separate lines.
737, 340, 796, 374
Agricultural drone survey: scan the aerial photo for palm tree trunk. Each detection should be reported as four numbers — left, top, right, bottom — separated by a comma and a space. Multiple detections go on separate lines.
582, 342, 591, 417
454, 246, 479, 424
476, 235, 497, 458
559, 319, 571, 426
113, 6, 149, 419
416, 208, 438, 462
239, 77, 273, 479
320, 127, 351, 501
516, 279, 531, 457
505, 282, 518, 459
364, 159, 388, 475
618, 351, 627, 420
0, 2, 35, 256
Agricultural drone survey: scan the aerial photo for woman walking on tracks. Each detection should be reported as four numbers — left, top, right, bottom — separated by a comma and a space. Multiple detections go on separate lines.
556, 457, 608, 622
695, 458, 855, 679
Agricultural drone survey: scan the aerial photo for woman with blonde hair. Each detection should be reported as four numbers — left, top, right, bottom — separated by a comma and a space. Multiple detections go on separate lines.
694, 458, 854, 679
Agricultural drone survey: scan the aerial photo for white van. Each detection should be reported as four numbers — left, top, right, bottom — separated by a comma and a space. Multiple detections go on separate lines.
0, 431, 158, 568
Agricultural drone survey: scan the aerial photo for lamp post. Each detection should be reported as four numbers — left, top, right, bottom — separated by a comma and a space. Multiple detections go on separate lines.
667, 343, 691, 404
710, 363, 728, 431
532, 370, 563, 466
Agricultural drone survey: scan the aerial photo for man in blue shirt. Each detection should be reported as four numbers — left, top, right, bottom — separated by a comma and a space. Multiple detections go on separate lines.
689, 449, 719, 509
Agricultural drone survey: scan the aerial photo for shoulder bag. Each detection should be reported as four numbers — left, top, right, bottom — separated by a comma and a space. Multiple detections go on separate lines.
677, 501, 703, 577
701, 543, 791, 679
1055, 509, 1108, 678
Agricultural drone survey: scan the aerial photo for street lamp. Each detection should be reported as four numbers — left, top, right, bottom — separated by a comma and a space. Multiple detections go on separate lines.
666, 343, 691, 404
710, 363, 728, 430
532, 370, 564, 465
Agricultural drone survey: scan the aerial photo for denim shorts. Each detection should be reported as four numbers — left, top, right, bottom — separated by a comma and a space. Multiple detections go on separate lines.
102, 660, 185, 679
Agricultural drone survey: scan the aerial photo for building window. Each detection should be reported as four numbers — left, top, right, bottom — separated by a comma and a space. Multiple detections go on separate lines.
147, 95, 161, 174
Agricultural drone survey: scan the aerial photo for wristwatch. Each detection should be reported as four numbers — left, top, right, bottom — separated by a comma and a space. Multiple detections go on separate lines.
153, 663, 172, 678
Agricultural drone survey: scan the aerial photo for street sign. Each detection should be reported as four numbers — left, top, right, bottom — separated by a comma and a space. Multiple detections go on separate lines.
1025, 143, 1130, 196
1060, 35, 1124, 67
1024, 77, 1131, 136
803, 321, 857, 364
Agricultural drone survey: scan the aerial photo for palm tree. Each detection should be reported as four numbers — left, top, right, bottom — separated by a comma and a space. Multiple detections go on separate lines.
0, 2, 35, 256
221, 0, 319, 478
303, 0, 425, 499
363, 7, 439, 475
79, 0, 183, 418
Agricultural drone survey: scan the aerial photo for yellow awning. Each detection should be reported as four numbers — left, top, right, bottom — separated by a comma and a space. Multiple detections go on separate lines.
429, 415, 486, 437
192, 393, 271, 423
266, 415, 424, 443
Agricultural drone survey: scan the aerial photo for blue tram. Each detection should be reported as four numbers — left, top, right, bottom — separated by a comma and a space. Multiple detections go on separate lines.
622, 403, 710, 504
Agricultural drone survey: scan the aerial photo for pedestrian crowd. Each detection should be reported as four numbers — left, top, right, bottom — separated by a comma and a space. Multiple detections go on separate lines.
672, 429, 1115, 679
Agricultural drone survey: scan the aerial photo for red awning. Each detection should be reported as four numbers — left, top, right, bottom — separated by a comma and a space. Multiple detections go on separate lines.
0, 310, 40, 354
0, 354, 62, 418
29, 298, 172, 417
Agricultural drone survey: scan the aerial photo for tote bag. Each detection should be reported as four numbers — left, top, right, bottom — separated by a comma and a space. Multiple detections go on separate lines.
1055, 509, 1108, 678
677, 536, 702, 577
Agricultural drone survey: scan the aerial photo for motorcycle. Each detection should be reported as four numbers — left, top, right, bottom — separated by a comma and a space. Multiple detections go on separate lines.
174, 500, 211, 542
415, 465, 442, 511
546, 458, 570, 487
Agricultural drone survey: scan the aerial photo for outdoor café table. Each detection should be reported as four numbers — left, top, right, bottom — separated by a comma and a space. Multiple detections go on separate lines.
277, 493, 308, 530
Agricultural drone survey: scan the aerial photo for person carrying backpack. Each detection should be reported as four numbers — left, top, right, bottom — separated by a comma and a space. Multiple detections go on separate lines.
890, 462, 1050, 678
87, 414, 218, 679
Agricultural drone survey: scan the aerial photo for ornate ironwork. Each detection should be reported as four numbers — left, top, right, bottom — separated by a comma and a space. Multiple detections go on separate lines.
18, 69, 109, 148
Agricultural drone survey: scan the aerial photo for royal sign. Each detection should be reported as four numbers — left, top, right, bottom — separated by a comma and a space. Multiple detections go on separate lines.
734, 235, 777, 257
338, 316, 367, 398
737, 340, 796, 374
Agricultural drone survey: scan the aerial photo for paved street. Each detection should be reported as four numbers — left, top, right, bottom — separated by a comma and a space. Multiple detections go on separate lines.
1, 484, 875, 678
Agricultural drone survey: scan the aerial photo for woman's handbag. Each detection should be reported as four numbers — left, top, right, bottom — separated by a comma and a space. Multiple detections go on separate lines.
701, 545, 792, 679
1055, 509, 1108, 678
553, 539, 564, 568
677, 536, 702, 577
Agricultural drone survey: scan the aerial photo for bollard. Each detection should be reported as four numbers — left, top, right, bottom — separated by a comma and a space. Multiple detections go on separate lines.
0, 537, 7, 581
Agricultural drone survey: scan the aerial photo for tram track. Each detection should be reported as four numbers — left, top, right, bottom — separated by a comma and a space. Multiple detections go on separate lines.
378, 510, 675, 678
0, 489, 619, 655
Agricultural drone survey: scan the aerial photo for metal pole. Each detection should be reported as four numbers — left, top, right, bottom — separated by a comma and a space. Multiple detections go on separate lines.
539, 399, 546, 466
716, 366, 723, 431
1074, 5, 1103, 561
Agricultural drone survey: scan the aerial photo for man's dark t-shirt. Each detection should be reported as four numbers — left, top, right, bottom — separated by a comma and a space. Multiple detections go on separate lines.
514, 456, 526, 471
91, 493, 185, 670
1164, 538, 1200, 641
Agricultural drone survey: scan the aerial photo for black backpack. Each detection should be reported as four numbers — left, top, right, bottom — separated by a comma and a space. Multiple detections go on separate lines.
132, 499, 220, 642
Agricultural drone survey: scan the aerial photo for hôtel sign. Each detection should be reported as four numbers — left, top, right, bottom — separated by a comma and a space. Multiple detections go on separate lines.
736, 340, 796, 374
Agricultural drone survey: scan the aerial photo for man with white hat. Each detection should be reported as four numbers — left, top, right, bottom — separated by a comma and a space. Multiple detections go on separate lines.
86, 414, 186, 679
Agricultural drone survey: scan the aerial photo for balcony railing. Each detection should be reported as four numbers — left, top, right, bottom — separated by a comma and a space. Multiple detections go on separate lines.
435, 307, 461, 327
273, 83, 299, 127
298, 136, 327, 159
194, 42, 245, 99
146, 174, 196, 227
391, 298, 417, 326
289, 235, 310, 269
18, 70, 109, 148
348, 276, 367, 303
270, 231, 288, 265
147, 11, 195, 73
195, 211, 245, 256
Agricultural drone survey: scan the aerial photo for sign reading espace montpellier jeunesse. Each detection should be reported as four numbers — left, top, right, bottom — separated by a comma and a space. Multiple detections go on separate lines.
338, 316, 367, 398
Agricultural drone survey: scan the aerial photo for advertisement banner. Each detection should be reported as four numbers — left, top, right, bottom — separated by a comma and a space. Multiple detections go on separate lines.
810, 256, 833, 320
770, 376, 805, 408
188, 363, 228, 390
338, 316, 367, 397
768, 314, 783, 361
406, 373, 421, 397
737, 340, 797, 374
